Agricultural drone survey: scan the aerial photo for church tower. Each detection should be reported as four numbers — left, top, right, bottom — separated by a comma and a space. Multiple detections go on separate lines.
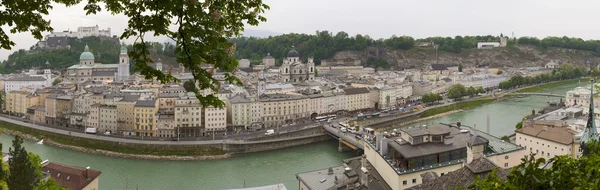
581, 61, 599, 156
117, 45, 130, 81
258, 70, 266, 95
308, 57, 315, 81
156, 58, 163, 72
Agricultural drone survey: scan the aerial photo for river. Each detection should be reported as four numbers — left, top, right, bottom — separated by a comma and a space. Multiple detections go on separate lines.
0, 82, 586, 190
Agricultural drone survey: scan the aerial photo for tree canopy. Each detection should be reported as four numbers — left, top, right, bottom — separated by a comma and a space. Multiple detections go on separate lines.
422, 93, 443, 104
0, 0, 270, 108
1, 135, 68, 190
499, 63, 586, 89
468, 140, 600, 189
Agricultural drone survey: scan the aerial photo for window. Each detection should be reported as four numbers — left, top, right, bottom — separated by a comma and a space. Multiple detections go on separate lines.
504, 163, 509, 167
412, 179, 417, 184
432, 135, 442, 142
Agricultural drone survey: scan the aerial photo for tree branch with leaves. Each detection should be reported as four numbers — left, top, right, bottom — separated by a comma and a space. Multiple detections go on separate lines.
1, 0, 269, 108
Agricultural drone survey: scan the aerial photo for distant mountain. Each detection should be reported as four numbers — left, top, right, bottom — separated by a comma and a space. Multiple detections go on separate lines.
242, 29, 282, 38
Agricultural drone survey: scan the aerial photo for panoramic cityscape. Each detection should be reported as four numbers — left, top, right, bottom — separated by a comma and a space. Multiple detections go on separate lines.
1, 0, 600, 190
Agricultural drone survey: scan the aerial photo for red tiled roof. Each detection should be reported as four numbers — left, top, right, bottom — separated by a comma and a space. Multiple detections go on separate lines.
42, 162, 101, 190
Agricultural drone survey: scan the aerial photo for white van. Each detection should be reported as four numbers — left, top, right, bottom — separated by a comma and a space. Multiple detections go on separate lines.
265, 129, 275, 135
85, 128, 97, 134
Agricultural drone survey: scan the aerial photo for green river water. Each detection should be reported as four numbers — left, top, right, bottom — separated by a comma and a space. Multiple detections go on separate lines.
0, 82, 586, 190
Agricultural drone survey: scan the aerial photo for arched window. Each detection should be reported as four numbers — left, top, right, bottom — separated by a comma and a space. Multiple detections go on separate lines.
285, 68, 288, 73
310, 67, 314, 72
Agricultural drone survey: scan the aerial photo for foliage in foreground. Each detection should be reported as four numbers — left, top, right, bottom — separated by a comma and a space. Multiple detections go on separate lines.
0, 0, 269, 109
1, 135, 65, 190
467, 140, 600, 189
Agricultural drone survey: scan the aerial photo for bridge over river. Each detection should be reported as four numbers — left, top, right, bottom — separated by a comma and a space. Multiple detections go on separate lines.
323, 124, 364, 152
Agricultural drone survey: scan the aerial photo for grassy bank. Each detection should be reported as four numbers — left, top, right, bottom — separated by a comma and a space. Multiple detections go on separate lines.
0, 121, 226, 156
420, 99, 495, 118
517, 78, 583, 93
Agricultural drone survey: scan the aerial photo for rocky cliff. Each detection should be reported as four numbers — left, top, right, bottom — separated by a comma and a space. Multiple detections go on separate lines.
328, 45, 600, 69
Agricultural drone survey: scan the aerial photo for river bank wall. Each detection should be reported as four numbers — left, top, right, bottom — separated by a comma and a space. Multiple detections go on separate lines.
0, 121, 332, 161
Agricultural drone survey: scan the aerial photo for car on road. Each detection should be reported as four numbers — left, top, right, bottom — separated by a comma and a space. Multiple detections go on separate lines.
340, 127, 347, 133
330, 124, 337, 128
265, 129, 275, 135
104, 131, 111, 136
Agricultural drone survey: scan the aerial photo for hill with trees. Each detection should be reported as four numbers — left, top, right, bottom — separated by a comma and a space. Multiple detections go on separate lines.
0, 36, 178, 74
232, 31, 600, 69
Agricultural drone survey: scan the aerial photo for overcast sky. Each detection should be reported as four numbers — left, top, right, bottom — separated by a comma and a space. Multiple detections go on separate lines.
2, 0, 600, 61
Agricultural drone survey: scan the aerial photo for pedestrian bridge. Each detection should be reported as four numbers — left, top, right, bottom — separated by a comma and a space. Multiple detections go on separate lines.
510, 92, 564, 98
323, 125, 364, 151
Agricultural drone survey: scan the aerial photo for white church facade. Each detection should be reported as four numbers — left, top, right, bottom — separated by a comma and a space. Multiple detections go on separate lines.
66, 45, 130, 83
279, 47, 315, 83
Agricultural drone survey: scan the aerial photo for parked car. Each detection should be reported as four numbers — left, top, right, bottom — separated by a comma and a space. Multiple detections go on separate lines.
340, 127, 347, 133
104, 131, 111, 136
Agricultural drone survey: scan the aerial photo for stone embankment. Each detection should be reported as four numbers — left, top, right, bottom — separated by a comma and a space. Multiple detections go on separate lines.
1, 128, 232, 161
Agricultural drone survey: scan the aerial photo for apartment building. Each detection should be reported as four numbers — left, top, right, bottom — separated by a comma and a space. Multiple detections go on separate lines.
97, 105, 116, 133
87, 104, 100, 128
5, 90, 40, 115
516, 120, 581, 159
364, 124, 525, 190
228, 95, 252, 130
379, 86, 398, 109
205, 106, 227, 133
259, 93, 310, 128
134, 100, 158, 137
45, 95, 57, 125
307, 94, 324, 116
344, 88, 371, 111
174, 94, 203, 137
55, 95, 73, 127
116, 95, 138, 135
157, 113, 175, 138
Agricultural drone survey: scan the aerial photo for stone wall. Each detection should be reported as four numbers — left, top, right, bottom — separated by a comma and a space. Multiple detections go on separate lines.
248, 126, 325, 141
224, 134, 332, 154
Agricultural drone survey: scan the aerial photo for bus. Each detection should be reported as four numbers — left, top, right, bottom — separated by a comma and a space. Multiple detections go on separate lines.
315, 116, 328, 122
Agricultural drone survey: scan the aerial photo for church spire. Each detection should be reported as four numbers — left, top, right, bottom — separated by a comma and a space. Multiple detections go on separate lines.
581, 59, 599, 156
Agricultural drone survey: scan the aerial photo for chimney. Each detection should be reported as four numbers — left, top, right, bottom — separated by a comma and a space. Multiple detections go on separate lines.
328, 167, 333, 175
456, 122, 461, 128
543, 126, 548, 131
85, 166, 90, 178
532, 109, 535, 116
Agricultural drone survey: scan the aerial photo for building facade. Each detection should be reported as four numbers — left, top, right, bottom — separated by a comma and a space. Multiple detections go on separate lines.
134, 100, 158, 137
279, 47, 315, 83
66, 45, 123, 83
344, 88, 371, 111
205, 106, 227, 133
99, 105, 117, 133
259, 93, 310, 128
174, 94, 203, 137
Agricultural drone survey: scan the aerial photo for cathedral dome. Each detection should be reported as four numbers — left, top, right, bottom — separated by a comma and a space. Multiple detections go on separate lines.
156, 58, 162, 67
287, 47, 299, 57
79, 45, 95, 60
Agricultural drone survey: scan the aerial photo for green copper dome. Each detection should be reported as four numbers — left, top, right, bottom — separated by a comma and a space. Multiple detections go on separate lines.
79, 45, 95, 60
156, 58, 162, 67
120, 45, 127, 53
287, 46, 299, 57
